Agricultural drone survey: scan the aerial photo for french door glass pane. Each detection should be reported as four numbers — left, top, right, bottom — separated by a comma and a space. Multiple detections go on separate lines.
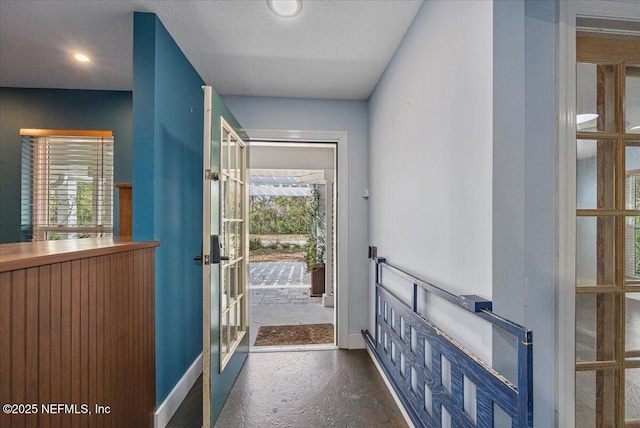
230, 263, 237, 300
222, 129, 229, 173
230, 304, 237, 343
626, 143, 640, 211
577, 62, 599, 132
626, 293, 640, 361
235, 181, 241, 219
228, 181, 236, 219
627, 368, 640, 422
626, 66, 640, 134
229, 222, 237, 260
222, 265, 230, 310
577, 62, 619, 133
576, 216, 617, 286
626, 217, 640, 283
222, 179, 228, 218
221, 312, 229, 358
577, 139, 616, 209
576, 293, 620, 362
576, 369, 619, 428
230, 137, 237, 179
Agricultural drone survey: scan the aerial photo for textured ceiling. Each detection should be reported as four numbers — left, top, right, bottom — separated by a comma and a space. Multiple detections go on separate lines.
0, 0, 423, 100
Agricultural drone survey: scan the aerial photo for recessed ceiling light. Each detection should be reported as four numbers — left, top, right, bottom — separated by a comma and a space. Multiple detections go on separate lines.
267, 0, 302, 18
577, 113, 598, 124
74, 53, 91, 63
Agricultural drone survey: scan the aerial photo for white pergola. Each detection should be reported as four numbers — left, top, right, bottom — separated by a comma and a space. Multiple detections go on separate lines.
249, 169, 324, 197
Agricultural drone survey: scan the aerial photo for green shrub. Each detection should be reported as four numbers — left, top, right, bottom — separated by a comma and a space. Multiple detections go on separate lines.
249, 237, 262, 250
249, 195, 312, 235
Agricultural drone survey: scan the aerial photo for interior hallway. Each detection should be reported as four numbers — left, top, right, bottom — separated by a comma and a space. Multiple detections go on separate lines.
168, 350, 407, 427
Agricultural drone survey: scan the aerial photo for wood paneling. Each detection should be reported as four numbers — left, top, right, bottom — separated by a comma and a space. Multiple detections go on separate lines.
0, 237, 154, 273
0, 240, 158, 427
114, 183, 132, 238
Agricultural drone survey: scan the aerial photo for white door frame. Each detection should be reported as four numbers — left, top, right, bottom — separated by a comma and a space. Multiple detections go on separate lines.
557, 2, 640, 426
201, 86, 213, 427
244, 128, 349, 349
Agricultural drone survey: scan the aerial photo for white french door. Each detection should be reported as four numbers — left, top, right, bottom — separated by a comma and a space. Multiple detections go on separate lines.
218, 117, 247, 370
202, 86, 249, 427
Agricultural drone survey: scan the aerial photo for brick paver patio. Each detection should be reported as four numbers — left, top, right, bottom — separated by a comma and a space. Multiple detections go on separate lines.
249, 262, 319, 305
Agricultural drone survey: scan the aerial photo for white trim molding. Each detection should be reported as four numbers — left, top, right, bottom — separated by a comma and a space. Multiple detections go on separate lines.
154, 352, 203, 428
245, 128, 350, 349
556, 2, 640, 426
347, 333, 365, 350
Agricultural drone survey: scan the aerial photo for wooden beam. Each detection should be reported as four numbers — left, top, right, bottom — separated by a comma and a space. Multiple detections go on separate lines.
19, 129, 113, 138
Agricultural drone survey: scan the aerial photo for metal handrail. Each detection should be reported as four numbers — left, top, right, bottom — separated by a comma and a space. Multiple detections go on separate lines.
375, 257, 531, 339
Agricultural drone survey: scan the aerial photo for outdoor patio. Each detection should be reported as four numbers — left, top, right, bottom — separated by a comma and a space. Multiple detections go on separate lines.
249, 261, 333, 346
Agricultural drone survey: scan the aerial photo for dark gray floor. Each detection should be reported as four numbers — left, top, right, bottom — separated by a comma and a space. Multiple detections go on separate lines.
167, 375, 203, 427
168, 350, 407, 428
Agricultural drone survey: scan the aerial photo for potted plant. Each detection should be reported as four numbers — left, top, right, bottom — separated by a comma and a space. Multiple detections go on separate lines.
304, 185, 326, 296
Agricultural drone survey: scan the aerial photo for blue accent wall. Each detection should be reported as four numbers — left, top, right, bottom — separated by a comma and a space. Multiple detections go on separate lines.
132, 12, 205, 407
0, 87, 132, 243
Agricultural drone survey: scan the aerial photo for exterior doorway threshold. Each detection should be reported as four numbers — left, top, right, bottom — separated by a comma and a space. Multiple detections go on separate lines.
250, 344, 338, 353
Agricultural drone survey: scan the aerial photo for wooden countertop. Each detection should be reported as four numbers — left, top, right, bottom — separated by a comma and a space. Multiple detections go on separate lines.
0, 237, 159, 272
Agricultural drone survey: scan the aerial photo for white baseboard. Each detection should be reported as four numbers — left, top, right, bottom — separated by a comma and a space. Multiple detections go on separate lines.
347, 333, 365, 349
366, 346, 415, 428
154, 352, 203, 428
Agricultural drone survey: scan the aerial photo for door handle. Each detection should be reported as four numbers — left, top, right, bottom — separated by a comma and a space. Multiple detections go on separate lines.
211, 235, 229, 264
194, 244, 210, 265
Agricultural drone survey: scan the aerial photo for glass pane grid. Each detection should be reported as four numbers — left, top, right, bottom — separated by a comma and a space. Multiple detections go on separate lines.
576, 216, 618, 287
575, 39, 640, 427
575, 291, 622, 364
626, 368, 640, 423
576, 369, 620, 428
626, 65, 640, 134
576, 62, 619, 134
219, 119, 247, 371
577, 139, 617, 210
627, 293, 640, 364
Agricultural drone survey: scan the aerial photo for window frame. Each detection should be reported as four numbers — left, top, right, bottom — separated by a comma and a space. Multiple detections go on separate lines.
20, 128, 114, 241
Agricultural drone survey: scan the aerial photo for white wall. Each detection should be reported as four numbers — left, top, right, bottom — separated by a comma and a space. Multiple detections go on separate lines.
220, 95, 369, 337
368, 0, 494, 362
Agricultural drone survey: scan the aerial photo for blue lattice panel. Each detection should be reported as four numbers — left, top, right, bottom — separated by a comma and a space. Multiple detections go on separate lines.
366, 284, 531, 428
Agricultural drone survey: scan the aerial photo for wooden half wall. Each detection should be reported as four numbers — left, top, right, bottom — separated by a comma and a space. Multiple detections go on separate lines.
0, 238, 159, 427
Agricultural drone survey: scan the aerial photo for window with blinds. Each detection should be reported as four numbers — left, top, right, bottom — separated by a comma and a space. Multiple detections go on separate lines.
20, 129, 114, 241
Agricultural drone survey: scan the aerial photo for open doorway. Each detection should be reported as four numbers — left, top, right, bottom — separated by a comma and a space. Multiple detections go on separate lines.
248, 142, 337, 350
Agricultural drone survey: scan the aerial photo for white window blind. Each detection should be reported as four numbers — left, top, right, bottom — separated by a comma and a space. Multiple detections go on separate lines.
20, 130, 114, 241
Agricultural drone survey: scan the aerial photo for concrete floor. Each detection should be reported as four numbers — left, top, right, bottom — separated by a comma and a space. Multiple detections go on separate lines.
168, 350, 408, 427
168, 261, 345, 427
166, 375, 203, 428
